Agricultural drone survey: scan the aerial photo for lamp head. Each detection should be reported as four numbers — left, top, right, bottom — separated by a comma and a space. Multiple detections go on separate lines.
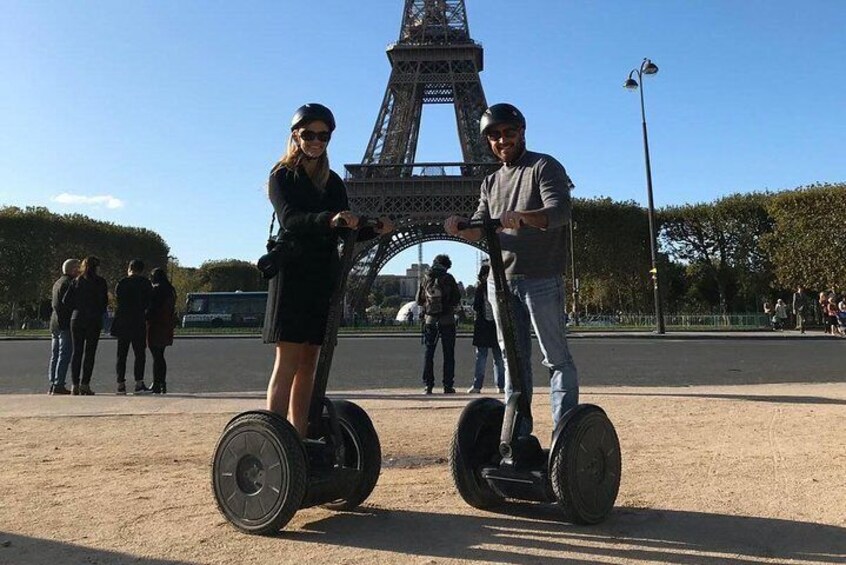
641, 58, 658, 75
624, 75, 639, 90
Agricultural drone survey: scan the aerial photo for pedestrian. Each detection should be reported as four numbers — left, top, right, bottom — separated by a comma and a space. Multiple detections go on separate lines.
445, 102, 578, 435
262, 103, 394, 436
467, 263, 505, 394
146, 268, 177, 393
792, 285, 808, 334
47, 258, 80, 395
819, 292, 831, 334
112, 259, 153, 394
63, 256, 108, 395
416, 254, 461, 394
826, 296, 843, 337
773, 299, 788, 331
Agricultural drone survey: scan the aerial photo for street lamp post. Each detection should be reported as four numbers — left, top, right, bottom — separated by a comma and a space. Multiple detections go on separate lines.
625, 58, 665, 334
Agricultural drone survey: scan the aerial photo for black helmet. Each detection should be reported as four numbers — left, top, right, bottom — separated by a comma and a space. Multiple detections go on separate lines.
290, 103, 336, 132
479, 103, 526, 136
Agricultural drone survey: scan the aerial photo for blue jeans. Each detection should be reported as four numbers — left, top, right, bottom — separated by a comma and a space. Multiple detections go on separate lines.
489, 275, 579, 434
422, 322, 456, 389
472, 345, 505, 390
48, 328, 72, 387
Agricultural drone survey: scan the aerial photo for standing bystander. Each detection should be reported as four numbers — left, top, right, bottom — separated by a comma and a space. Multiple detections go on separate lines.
792, 285, 808, 334
47, 258, 79, 395
112, 259, 153, 394
417, 254, 461, 394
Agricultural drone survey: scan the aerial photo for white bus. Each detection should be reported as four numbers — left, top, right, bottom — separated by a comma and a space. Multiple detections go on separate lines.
182, 291, 267, 328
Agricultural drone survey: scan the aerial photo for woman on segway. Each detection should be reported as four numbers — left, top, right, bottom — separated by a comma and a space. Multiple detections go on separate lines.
262, 103, 393, 437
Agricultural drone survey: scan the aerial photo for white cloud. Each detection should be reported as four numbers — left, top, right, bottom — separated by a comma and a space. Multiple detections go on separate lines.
52, 193, 125, 209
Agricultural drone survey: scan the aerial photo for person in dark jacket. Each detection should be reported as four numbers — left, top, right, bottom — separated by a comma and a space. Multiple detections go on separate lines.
416, 254, 461, 394
146, 268, 177, 394
262, 103, 394, 437
47, 258, 80, 395
63, 256, 108, 395
467, 263, 505, 394
112, 259, 153, 394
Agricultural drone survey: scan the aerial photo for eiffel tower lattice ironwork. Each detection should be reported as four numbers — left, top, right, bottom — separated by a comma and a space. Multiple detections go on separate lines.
343, 0, 500, 314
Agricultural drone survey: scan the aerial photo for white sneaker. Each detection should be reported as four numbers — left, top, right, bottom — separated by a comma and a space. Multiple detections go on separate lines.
466, 386, 481, 394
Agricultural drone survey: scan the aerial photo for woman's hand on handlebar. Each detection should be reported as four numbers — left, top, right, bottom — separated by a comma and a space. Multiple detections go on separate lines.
331, 211, 359, 229
374, 216, 395, 235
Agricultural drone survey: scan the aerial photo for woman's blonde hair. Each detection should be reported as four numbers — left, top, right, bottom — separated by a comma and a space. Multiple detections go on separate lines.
270, 126, 330, 193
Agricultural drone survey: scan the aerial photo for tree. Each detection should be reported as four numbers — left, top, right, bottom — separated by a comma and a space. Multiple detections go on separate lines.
197, 260, 265, 292
570, 198, 654, 314
659, 192, 774, 312
761, 183, 846, 291
0, 206, 169, 325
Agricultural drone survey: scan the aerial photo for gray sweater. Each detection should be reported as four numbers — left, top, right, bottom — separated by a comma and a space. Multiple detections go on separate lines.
471, 150, 573, 279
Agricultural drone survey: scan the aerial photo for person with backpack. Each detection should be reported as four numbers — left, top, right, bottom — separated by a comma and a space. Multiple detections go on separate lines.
416, 254, 461, 394
467, 262, 505, 394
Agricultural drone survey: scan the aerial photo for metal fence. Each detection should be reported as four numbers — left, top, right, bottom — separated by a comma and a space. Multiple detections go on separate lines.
576, 313, 772, 329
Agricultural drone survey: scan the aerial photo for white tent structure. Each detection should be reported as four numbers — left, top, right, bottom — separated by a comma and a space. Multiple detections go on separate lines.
395, 301, 421, 323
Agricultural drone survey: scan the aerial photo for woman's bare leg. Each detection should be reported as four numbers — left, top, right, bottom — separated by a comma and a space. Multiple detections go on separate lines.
267, 342, 302, 417
288, 344, 321, 437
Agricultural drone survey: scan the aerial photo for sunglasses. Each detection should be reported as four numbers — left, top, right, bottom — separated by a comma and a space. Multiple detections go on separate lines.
486, 127, 520, 141
299, 130, 332, 143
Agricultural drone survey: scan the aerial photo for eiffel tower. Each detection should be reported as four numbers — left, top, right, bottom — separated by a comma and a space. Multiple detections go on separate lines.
343, 0, 500, 313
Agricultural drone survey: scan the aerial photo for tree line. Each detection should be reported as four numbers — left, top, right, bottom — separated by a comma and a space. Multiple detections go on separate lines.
2, 183, 843, 326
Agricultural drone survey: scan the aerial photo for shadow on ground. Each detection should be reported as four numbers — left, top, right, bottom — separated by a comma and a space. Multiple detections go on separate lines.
284, 505, 846, 564
596, 391, 846, 406
0, 532, 194, 565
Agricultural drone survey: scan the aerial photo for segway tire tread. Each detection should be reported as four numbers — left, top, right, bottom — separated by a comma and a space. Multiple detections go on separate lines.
449, 398, 505, 509
550, 405, 621, 525
211, 411, 307, 535
323, 400, 382, 511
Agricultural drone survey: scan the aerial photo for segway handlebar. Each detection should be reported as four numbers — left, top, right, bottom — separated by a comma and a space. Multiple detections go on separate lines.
456, 218, 502, 231
334, 215, 384, 230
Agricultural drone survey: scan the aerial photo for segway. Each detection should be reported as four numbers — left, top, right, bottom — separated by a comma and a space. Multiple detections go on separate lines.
211, 218, 382, 534
450, 217, 621, 524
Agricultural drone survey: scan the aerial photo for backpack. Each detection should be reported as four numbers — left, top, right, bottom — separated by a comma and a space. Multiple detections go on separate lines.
424, 275, 444, 315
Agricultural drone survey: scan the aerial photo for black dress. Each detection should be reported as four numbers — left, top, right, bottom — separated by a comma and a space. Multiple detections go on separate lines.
262, 165, 374, 345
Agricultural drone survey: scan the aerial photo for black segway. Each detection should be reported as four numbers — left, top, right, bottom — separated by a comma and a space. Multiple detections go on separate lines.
211, 219, 382, 534
450, 217, 621, 524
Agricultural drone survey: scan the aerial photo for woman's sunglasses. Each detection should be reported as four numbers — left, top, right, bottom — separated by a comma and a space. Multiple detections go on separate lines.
299, 130, 332, 143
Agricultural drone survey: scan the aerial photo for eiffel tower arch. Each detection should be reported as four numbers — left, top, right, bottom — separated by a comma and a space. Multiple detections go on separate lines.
344, 0, 499, 313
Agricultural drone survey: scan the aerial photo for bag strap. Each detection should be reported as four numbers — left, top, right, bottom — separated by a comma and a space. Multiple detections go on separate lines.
268, 212, 277, 239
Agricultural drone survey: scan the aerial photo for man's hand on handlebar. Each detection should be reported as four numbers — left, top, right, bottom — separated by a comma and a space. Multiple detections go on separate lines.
499, 211, 526, 230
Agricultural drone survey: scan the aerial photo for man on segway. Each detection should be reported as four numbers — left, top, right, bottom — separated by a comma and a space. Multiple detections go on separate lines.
445, 102, 578, 436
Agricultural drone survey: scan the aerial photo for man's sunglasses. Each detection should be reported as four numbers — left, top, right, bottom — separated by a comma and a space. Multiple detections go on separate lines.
299, 130, 332, 143
486, 127, 520, 141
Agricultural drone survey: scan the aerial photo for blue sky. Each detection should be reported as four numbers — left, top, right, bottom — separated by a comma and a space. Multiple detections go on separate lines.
2, 0, 844, 286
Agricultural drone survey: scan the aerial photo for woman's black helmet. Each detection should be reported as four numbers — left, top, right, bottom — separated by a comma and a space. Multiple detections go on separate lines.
290, 103, 336, 132
479, 103, 526, 136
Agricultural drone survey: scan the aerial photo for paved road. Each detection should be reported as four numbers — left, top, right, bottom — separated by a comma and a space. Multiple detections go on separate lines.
2, 335, 844, 394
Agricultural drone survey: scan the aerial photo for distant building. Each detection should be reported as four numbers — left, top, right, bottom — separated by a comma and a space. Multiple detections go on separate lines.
374, 263, 429, 300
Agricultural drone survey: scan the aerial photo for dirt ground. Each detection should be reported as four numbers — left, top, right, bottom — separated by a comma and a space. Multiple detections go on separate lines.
1, 383, 845, 564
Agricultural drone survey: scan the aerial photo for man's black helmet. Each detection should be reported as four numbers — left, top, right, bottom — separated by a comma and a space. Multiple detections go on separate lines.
479, 103, 526, 136
290, 103, 336, 132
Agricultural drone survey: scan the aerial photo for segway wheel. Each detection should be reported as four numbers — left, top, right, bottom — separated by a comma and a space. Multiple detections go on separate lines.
323, 400, 382, 511
212, 411, 307, 534
549, 405, 621, 524
449, 397, 505, 509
